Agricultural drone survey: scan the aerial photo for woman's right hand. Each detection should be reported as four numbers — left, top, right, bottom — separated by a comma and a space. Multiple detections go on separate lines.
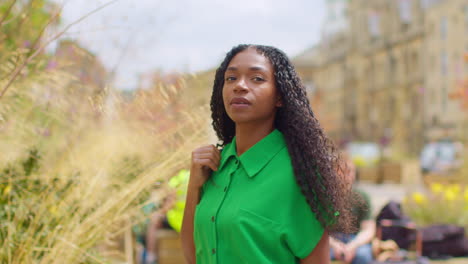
189, 145, 220, 189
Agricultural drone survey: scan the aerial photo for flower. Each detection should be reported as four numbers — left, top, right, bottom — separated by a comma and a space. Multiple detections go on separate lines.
444, 189, 457, 201
412, 192, 427, 205
430, 183, 444, 194
447, 184, 461, 195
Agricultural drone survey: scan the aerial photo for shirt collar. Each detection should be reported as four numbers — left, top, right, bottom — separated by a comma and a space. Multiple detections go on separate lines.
219, 129, 287, 178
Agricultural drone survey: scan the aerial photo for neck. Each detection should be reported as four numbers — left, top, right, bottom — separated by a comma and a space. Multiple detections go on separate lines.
235, 122, 275, 156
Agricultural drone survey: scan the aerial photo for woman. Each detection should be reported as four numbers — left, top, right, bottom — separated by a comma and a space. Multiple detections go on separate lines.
181, 44, 355, 264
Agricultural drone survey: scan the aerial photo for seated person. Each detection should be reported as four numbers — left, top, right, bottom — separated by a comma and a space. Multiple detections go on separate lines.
136, 187, 175, 264
140, 169, 189, 264
330, 154, 376, 264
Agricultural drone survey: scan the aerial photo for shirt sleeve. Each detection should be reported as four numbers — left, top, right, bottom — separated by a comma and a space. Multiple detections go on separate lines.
282, 190, 325, 259
356, 189, 372, 221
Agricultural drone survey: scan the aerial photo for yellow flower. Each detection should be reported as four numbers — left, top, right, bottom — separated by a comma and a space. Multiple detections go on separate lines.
444, 189, 457, 201
412, 192, 427, 205
3, 184, 12, 196
447, 184, 461, 195
353, 156, 366, 167
430, 183, 444, 194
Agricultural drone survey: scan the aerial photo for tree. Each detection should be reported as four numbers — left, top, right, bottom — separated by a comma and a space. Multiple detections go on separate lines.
0, 0, 60, 53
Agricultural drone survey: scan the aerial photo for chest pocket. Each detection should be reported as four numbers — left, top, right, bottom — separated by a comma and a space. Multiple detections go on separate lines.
233, 208, 283, 261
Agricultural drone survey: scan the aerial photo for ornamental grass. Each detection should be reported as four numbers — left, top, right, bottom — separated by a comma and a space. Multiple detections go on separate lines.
0, 50, 210, 263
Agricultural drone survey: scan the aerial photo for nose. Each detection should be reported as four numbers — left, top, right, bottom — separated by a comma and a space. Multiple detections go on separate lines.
233, 78, 248, 93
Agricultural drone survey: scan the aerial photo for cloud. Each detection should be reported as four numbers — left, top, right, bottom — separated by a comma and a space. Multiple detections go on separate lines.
51, 0, 326, 89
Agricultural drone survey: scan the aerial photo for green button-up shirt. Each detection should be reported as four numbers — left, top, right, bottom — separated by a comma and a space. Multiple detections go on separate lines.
194, 129, 324, 264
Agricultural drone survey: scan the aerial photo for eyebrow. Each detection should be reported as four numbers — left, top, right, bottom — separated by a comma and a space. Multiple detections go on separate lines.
226, 66, 268, 72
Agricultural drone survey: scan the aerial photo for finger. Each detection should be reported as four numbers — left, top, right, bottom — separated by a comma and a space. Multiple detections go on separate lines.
198, 144, 218, 152
204, 145, 221, 160
193, 152, 216, 159
194, 158, 218, 171
192, 146, 221, 167
193, 147, 220, 162
192, 145, 215, 157
193, 153, 220, 168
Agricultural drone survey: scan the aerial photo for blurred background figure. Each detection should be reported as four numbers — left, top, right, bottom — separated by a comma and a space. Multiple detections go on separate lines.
135, 186, 175, 264
330, 151, 376, 264
137, 169, 188, 264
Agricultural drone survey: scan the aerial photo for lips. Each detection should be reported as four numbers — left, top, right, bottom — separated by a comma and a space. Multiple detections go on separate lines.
230, 97, 251, 105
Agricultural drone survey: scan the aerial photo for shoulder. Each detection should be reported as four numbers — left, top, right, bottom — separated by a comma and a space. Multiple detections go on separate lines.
262, 147, 302, 197
263, 146, 294, 178
353, 188, 372, 212
354, 188, 370, 201
271, 146, 292, 166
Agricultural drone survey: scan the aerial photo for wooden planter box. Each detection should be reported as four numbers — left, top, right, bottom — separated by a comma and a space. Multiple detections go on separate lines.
423, 173, 465, 186
381, 162, 402, 183
156, 229, 186, 264
380, 160, 422, 186
358, 166, 382, 184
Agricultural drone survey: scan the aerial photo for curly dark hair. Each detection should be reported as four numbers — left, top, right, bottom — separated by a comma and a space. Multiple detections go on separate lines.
210, 44, 356, 233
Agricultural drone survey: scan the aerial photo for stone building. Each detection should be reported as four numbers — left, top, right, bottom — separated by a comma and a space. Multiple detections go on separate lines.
423, 0, 468, 141
294, 0, 468, 154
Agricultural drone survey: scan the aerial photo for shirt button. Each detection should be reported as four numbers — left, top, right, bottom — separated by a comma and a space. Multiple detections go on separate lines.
212, 248, 216, 254
211, 216, 215, 222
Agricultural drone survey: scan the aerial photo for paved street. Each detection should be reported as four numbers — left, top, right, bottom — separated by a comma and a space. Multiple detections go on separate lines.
355, 182, 420, 217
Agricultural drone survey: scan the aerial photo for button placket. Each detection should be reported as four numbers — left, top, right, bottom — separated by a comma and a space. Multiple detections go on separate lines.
224, 159, 237, 193
211, 158, 236, 263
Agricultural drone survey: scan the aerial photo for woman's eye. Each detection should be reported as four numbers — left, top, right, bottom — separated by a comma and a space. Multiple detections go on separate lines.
253, 77, 265, 82
225, 76, 236, 81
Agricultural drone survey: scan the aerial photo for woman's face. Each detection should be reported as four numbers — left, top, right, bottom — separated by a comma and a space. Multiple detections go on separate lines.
222, 48, 281, 126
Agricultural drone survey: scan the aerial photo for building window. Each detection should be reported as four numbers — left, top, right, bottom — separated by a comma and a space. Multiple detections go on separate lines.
398, 0, 412, 24
427, 22, 434, 35
440, 16, 448, 40
465, 5, 468, 33
465, 52, 468, 74
367, 9, 381, 38
442, 84, 447, 113
441, 52, 448, 75
453, 53, 461, 76
412, 51, 419, 70
420, 0, 431, 9
430, 54, 435, 72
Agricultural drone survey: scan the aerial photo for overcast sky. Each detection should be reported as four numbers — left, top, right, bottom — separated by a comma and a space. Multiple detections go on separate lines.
50, 0, 327, 90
